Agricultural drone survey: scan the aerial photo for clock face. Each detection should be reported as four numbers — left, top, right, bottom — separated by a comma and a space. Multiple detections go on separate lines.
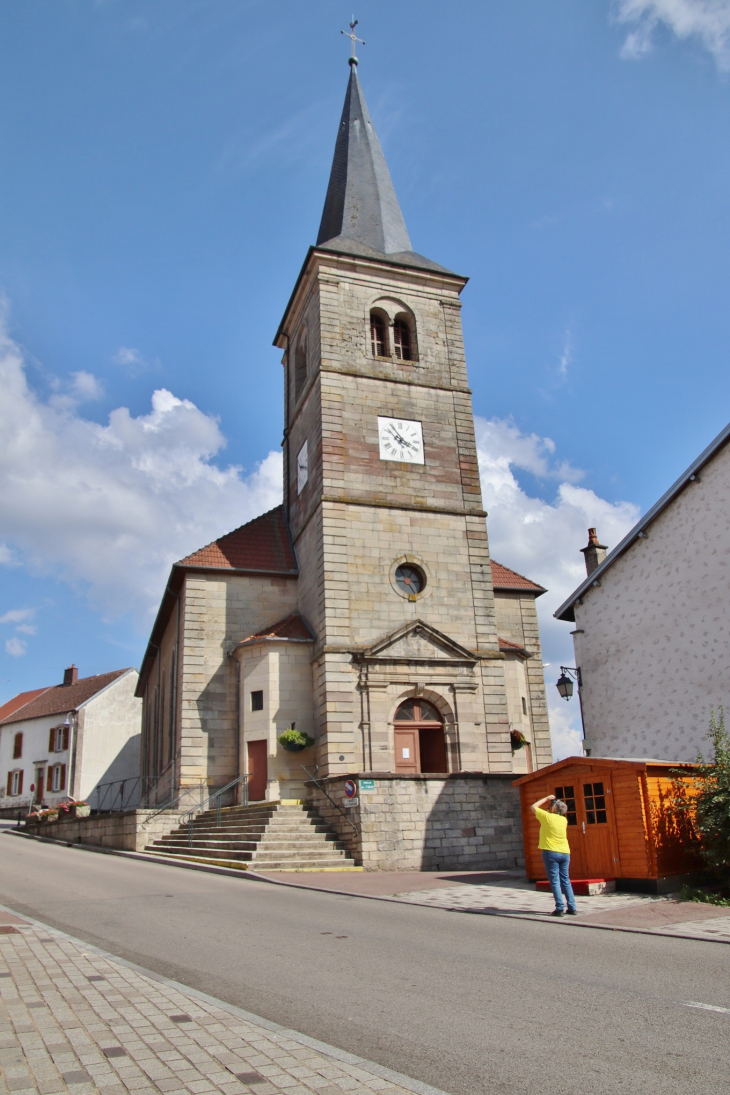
297, 440, 308, 494
377, 417, 424, 464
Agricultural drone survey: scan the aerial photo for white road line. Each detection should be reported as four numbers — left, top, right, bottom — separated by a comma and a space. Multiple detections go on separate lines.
683, 1001, 730, 1014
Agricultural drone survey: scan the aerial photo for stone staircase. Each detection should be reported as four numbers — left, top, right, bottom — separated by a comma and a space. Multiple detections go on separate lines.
144, 800, 361, 872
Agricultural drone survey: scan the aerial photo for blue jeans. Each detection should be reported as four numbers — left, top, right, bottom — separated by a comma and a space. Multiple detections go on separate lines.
542, 850, 577, 913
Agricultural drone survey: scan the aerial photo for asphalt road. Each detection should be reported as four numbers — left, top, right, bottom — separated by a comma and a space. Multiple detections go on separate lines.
1, 832, 728, 1095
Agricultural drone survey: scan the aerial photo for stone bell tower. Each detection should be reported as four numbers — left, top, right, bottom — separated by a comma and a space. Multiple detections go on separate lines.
274, 56, 518, 779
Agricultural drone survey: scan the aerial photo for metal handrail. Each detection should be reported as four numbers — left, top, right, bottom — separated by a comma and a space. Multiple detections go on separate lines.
301, 765, 359, 835
140, 780, 208, 828
94, 775, 150, 813
181, 774, 249, 848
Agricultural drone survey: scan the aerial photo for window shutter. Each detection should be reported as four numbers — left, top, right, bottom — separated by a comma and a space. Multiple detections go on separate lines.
49, 728, 55, 752
62, 727, 69, 751
6, 772, 11, 796
18, 771, 23, 796
47, 766, 53, 791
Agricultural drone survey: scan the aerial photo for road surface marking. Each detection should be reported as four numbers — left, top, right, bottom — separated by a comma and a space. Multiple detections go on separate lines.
684, 1001, 730, 1014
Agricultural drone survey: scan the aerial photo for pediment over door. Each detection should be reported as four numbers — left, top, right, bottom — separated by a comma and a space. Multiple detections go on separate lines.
355, 620, 477, 666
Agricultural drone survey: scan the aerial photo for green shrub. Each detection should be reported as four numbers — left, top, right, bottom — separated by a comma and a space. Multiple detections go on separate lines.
672, 709, 730, 898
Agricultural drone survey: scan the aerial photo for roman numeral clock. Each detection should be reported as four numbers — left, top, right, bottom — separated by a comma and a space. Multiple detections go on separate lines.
377, 417, 424, 464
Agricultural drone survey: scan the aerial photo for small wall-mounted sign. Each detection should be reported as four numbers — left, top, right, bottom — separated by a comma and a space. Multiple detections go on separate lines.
344, 797, 359, 808
344, 779, 357, 798
360, 779, 375, 791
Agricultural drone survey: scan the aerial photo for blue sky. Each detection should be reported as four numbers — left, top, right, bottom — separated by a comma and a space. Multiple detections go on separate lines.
1, 1, 730, 755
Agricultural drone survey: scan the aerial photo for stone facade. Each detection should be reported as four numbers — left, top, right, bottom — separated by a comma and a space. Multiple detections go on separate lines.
23, 809, 183, 853
307, 774, 524, 871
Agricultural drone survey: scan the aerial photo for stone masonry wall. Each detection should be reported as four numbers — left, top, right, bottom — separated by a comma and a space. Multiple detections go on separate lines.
23, 809, 183, 853
307, 774, 524, 871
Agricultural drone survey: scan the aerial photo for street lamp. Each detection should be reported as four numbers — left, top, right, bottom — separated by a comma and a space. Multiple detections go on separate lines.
556, 666, 581, 701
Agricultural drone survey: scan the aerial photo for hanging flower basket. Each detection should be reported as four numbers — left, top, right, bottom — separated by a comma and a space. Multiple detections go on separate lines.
278, 729, 315, 753
510, 729, 527, 751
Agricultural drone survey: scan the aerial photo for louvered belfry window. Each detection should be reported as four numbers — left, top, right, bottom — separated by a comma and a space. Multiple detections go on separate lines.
370, 313, 387, 357
393, 318, 412, 361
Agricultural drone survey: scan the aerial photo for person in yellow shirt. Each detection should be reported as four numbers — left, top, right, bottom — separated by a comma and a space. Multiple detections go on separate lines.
531, 793, 578, 917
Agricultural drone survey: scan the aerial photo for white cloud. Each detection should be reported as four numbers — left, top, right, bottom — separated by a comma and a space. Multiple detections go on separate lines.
71, 371, 103, 401
16, 624, 36, 636
558, 330, 572, 382
113, 346, 143, 367
5, 637, 27, 658
0, 316, 282, 622
0, 608, 35, 626
0, 544, 18, 567
615, 0, 730, 70
475, 415, 641, 758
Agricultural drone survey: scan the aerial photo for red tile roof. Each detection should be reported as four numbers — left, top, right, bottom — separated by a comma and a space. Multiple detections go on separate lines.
498, 636, 527, 654
0, 670, 132, 726
491, 560, 546, 595
176, 506, 297, 574
0, 688, 50, 724
240, 613, 315, 645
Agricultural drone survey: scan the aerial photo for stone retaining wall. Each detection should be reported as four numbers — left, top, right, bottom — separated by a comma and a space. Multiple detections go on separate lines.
23, 809, 182, 852
307, 773, 524, 871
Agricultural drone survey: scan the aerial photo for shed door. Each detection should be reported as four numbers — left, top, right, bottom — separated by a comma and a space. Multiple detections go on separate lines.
247, 740, 268, 802
394, 729, 419, 774
578, 777, 619, 878
554, 783, 587, 879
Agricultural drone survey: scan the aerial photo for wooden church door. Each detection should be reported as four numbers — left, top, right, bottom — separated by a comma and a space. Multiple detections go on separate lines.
247, 740, 268, 801
394, 699, 447, 774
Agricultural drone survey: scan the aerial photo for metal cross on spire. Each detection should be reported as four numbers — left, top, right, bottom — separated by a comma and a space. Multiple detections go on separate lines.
341, 17, 365, 65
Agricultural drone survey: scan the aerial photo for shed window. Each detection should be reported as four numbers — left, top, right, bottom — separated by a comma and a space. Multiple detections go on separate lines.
13, 733, 23, 759
393, 318, 412, 361
554, 785, 577, 826
370, 313, 387, 357
583, 782, 607, 825
251, 690, 264, 712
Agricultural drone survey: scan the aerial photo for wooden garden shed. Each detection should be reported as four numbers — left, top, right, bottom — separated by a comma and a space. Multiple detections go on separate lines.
513, 757, 701, 893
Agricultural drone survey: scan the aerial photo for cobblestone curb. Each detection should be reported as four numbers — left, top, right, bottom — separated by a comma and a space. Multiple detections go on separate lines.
0, 910, 448, 1095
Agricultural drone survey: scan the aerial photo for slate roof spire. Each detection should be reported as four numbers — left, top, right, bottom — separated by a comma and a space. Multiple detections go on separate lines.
317, 61, 413, 256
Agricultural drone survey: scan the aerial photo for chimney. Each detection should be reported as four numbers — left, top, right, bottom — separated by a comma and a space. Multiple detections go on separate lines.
581, 528, 608, 577
63, 665, 78, 687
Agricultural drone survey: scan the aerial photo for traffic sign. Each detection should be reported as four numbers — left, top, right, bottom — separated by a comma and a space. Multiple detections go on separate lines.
344, 779, 357, 798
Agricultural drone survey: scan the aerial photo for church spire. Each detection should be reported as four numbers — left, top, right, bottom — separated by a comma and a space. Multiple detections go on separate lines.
317, 62, 413, 256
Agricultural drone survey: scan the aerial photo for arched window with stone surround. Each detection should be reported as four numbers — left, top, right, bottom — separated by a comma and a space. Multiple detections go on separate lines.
370, 311, 388, 358
393, 697, 448, 774
393, 316, 413, 361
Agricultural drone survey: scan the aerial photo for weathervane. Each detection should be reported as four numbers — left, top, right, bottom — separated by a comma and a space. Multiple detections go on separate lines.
341, 17, 365, 65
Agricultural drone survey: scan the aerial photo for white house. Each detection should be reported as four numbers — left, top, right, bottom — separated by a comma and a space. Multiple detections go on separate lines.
555, 420, 730, 762
0, 665, 142, 813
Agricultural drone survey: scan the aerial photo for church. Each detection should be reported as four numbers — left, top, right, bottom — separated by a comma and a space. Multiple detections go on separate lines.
136, 55, 552, 870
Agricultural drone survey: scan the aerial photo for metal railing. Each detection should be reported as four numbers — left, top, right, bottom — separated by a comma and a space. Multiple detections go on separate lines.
94, 776, 153, 813
180, 774, 249, 848
301, 765, 359, 835
140, 780, 209, 828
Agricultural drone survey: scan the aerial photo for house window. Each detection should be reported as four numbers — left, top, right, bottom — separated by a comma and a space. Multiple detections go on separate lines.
7, 770, 23, 797
393, 317, 413, 361
251, 690, 264, 712
13, 733, 23, 759
48, 764, 66, 793
521, 696, 527, 715
370, 313, 387, 357
49, 726, 69, 753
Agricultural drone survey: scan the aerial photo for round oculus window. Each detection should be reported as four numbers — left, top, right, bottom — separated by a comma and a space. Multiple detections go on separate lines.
395, 564, 426, 596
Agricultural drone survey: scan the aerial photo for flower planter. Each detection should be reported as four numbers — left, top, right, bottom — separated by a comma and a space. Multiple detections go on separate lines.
510, 731, 527, 751
45, 810, 59, 823
281, 741, 308, 753
74, 803, 91, 818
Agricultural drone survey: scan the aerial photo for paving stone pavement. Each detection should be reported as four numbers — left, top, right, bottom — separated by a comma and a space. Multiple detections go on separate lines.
0, 918, 437, 1095
390, 877, 659, 915
388, 878, 730, 940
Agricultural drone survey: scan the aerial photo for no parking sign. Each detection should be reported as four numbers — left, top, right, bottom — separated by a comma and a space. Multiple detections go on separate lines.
344, 779, 357, 798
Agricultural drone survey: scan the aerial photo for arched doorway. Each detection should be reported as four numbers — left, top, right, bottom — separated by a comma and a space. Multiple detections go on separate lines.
394, 698, 448, 775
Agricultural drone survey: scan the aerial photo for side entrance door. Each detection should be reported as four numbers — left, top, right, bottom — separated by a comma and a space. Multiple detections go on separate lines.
577, 776, 619, 878
34, 766, 44, 805
394, 728, 419, 774
247, 740, 268, 801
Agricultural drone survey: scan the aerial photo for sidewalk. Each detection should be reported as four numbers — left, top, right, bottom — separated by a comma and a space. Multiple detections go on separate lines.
0, 909, 444, 1095
256, 869, 730, 943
